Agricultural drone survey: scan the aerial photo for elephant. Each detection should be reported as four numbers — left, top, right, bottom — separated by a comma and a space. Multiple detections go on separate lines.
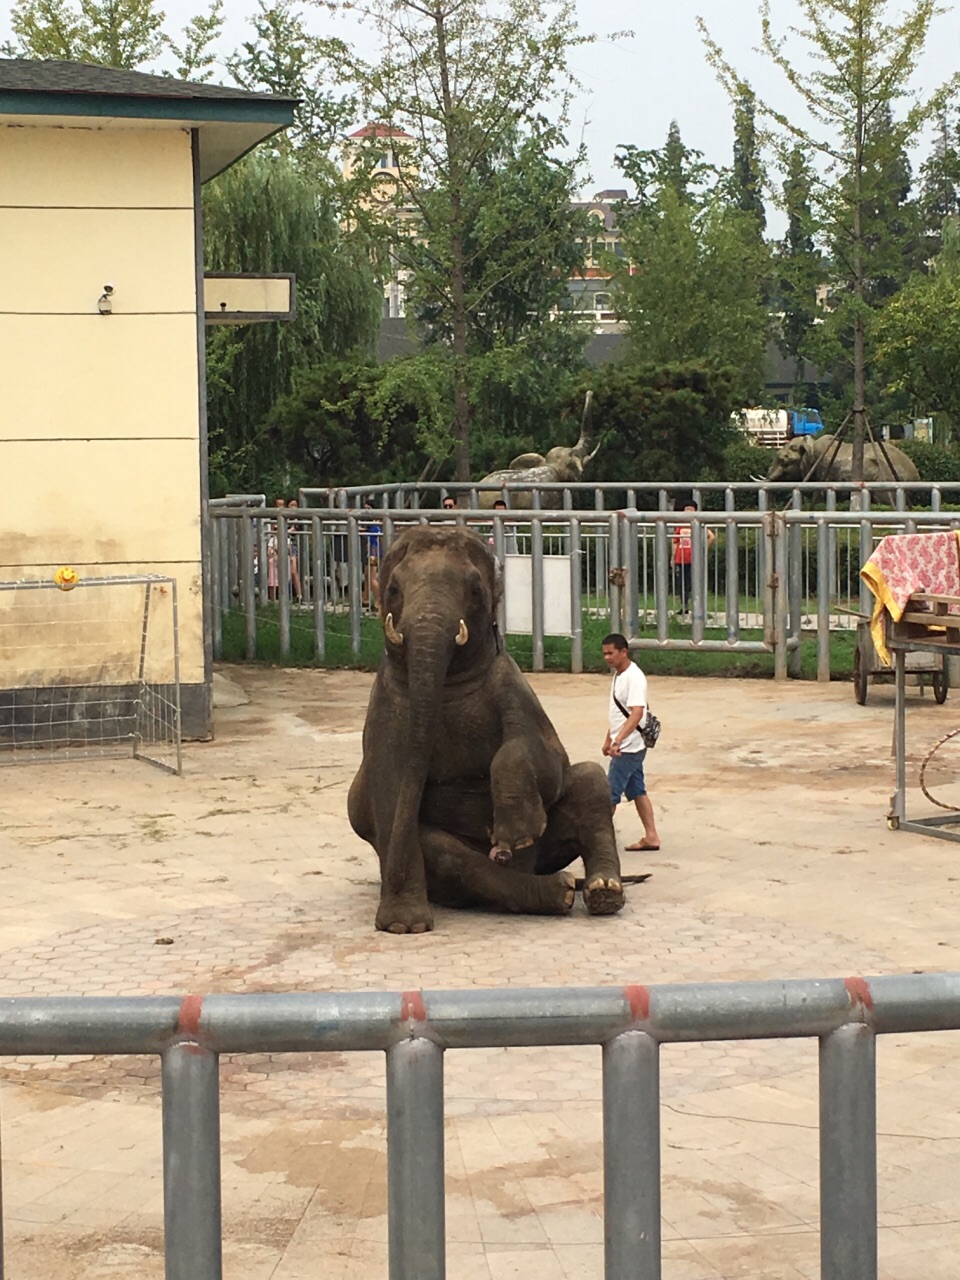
476, 392, 601, 510
347, 525, 625, 933
765, 433, 919, 504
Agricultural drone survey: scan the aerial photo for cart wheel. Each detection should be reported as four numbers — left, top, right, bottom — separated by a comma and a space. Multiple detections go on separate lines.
854, 646, 868, 705
934, 666, 949, 705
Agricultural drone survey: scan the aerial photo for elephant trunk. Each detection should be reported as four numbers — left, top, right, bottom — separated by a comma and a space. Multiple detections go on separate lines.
384, 616, 458, 896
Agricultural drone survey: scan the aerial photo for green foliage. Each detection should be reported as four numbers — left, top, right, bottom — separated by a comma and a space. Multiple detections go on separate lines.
344, 0, 608, 479
894, 439, 960, 484
202, 151, 381, 491
611, 182, 771, 403
776, 147, 824, 382
167, 0, 224, 81
5, 0, 166, 64
226, 0, 356, 157
582, 362, 739, 484
875, 246, 960, 436
732, 86, 766, 233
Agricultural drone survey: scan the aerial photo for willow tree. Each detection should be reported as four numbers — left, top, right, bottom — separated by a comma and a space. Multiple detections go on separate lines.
699, 0, 960, 482
203, 150, 381, 492
343, 0, 610, 481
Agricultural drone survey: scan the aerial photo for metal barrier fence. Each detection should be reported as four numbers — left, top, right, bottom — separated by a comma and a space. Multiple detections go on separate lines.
300, 479, 960, 512
209, 504, 960, 678
2, 974, 959, 1278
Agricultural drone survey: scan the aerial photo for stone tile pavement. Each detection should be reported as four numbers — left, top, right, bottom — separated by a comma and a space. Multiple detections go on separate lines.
2, 666, 960, 1276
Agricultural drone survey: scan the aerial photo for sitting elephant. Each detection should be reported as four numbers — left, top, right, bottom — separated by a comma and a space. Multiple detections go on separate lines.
477, 392, 601, 509
766, 433, 919, 504
348, 525, 624, 933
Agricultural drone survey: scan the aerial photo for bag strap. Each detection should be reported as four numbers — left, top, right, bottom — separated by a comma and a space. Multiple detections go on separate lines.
612, 673, 650, 722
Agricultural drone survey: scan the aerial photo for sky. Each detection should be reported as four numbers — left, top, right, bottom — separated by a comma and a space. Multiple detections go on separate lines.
3, 0, 960, 215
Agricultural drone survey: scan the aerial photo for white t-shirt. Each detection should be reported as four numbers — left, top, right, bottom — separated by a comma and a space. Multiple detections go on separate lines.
608, 662, 648, 753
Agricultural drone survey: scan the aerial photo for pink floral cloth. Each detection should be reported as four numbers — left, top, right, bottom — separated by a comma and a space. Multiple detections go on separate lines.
860, 531, 960, 664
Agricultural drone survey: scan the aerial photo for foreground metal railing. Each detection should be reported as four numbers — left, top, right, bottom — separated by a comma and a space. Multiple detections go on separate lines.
2, 975, 960, 1278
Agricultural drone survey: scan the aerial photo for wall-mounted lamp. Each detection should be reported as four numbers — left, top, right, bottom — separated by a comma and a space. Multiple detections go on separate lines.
97, 283, 115, 315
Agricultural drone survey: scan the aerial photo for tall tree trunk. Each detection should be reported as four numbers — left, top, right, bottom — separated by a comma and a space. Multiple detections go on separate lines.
434, 2, 472, 482
850, 10, 866, 490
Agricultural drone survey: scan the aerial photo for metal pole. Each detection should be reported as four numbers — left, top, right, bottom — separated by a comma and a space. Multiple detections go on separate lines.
608, 514, 622, 635
311, 516, 326, 660
532, 517, 545, 672
626, 511, 639, 634
603, 1031, 661, 1280
774, 514, 788, 680
893, 648, 907, 821
570, 517, 583, 674
788, 491, 803, 677
387, 1038, 445, 1280
278, 513, 291, 659
817, 517, 831, 683
241, 516, 256, 661
691, 515, 705, 644
655, 517, 669, 643
860, 490, 873, 619
725, 489, 739, 643
162, 1041, 222, 1280
210, 516, 222, 660
348, 515, 362, 658
819, 1023, 878, 1280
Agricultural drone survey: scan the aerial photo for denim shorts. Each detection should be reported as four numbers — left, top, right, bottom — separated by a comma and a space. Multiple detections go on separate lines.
608, 750, 647, 803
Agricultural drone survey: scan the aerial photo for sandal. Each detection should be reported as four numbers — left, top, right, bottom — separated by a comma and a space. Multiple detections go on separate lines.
625, 840, 660, 851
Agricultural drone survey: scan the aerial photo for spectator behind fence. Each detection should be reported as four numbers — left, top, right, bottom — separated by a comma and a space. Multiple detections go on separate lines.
360, 500, 382, 610
286, 498, 303, 605
671, 501, 715, 619
490, 498, 519, 556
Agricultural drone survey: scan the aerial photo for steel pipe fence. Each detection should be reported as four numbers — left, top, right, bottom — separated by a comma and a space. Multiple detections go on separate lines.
299, 480, 960, 513
209, 506, 960, 679
2, 974, 960, 1278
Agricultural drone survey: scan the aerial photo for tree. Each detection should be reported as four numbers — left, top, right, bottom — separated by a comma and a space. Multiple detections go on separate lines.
612, 126, 770, 402
582, 363, 739, 485
226, 0, 356, 158
700, 0, 960, 482
203, 150, 382, 492
732, 86, 766, 233
876, 223, 960, 437
343, 0, 608, 482
777, 146, 824, 384
3, 0, 224, 70
919, 110, 960, 259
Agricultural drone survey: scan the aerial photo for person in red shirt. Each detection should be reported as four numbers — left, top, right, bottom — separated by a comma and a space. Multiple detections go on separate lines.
671, 501, 714, 618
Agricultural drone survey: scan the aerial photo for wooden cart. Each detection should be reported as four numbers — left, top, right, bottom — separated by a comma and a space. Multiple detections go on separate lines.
853, 607, 948, 706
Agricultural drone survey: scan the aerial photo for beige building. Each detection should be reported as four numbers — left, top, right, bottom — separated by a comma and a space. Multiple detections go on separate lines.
0, 60, 295, 740
342, 123, 418, 318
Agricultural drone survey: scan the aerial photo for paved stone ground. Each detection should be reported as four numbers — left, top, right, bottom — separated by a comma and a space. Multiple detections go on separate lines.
3, 665, 960, 1278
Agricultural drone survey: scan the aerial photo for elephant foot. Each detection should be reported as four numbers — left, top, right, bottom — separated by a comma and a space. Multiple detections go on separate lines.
539, 870, 576, 915
583, 875, 625, 916
375, 894, 434, 935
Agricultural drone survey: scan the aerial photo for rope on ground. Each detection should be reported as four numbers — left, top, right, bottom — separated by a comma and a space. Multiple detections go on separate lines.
919, 727, 960, 812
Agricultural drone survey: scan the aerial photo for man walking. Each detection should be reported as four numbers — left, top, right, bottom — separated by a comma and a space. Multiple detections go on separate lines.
602, 633, 660, 852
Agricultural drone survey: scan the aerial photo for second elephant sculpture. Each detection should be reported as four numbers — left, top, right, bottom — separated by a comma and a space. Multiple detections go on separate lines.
347, 525, 625, 933
766, 434, 920, 501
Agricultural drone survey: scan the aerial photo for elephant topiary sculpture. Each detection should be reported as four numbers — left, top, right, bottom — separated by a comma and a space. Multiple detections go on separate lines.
766, 434, 919, 504
348, 526, 624, 933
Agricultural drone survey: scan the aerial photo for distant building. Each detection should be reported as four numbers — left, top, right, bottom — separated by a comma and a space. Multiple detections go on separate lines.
564, 190, 634, 331
342, 123, 418, 319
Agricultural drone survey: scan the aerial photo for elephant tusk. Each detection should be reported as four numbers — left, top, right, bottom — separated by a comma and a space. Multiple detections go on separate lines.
456, 619, 469, 646
384, 612, 404, 645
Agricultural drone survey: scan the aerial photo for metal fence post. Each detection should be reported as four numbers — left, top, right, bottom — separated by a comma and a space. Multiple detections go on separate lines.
240, 516, 256, 661
570, 516, 583, 674
691, 514, 706, 644
817, 517, 831, 682
311, 515, 326, 661
608, 514, 622, 636
725, 489, 739, 644
625, 511, 639, 634
532, 517, 546, 672
774, 514, 789, 680
210, 516, 222, 660
387, 1038, 445, 1280
859, 491, 873, 620
348, 515, 363, 658
162, 1040, 222, 1280
788, 491, 803, 677
603, 1030, 661, 1280
819, 1022, 878, 1280
277, 512, 291, 659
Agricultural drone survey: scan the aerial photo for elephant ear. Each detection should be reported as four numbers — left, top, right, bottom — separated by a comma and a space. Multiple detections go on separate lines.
508, 452, 546, 470
462, 533, 503, 613
377, 532, 413, 615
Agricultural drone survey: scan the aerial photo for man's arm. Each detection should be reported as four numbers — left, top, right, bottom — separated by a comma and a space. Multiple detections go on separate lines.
609, 705, 644, 756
